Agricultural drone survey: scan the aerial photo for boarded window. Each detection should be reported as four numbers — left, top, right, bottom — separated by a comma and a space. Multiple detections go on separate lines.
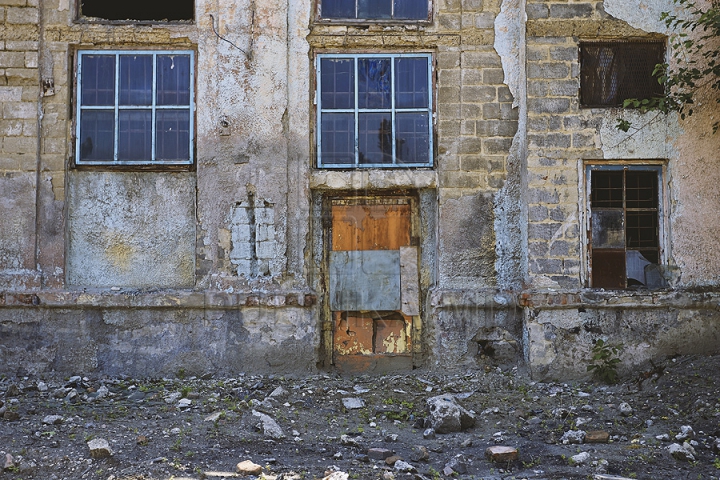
80, 0, 194, 21
588, 165, 666, 289
319, 0, 429, 21
580, 40, 665, 107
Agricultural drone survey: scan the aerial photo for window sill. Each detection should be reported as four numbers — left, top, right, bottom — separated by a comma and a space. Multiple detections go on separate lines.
310, 169, 436, 190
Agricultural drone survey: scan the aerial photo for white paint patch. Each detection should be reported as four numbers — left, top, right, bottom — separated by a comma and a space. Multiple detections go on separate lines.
58, 0, 69, 11
604, 0, 677, 34
599, 110, 681, 159
494, 0, 525, 108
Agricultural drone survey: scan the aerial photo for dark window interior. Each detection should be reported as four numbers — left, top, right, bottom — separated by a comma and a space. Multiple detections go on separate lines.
590, 169, 662, 289
80, 0, 194, 21
320, 0, 428, 20
580, 41, 665, 107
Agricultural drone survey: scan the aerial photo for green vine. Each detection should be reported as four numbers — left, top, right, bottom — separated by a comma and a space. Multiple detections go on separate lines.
618, 0, 720, 133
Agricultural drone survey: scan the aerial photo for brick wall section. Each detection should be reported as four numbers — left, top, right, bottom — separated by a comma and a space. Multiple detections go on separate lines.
525, 1, 641, 288
0, 0, 39, 172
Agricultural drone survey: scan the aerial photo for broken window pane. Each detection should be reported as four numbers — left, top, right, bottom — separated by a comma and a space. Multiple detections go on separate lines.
358, 58, 391, 109
580, 41, 665, 107
592, 209, 625, 249
589, 166, 663, 289
80, 0, 194, 22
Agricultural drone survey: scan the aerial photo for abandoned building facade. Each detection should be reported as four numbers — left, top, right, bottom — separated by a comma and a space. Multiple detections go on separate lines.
1, 0, 720, 379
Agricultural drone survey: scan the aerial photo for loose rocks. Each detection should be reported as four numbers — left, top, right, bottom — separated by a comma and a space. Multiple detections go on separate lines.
236, 460, 263, 475
426, 395, 475, 433
87, 438, 113, 458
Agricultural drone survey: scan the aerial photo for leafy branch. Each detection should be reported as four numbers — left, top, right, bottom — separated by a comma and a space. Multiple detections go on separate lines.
620, 0, 720, 133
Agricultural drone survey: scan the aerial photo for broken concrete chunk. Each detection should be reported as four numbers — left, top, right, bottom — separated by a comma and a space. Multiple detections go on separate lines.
560, 430, 586, 444
251, 410, 285, 439
485, 446, 519, 462
87, 438, 113, 458
42, 415, 64, 425
342, 397, 365, 409
236, 459, 262, 475
570, 451, 590, 464
368, 447, 393, 460
426, 395, 476, 434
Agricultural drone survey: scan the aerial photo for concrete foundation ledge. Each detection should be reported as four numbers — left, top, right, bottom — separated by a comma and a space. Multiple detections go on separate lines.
0, 290, 318, 309
519, 288, 720, 310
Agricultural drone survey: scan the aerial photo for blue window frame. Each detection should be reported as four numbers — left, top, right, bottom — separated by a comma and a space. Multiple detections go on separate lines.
76, 50, 195, 166
316, 53, 433, 168
319, 0, 430, 21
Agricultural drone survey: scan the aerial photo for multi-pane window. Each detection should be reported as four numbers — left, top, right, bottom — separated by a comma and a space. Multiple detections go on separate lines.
319, 0, 429, 21
76, 51, 194, 166
580, 40, 665, 107
587, 164, 666, 289
317, 53, 433, 168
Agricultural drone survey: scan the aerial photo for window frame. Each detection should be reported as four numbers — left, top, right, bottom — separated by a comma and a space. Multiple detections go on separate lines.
579, 39, 666, 108
315, 0, 432, 23
584, 161, 668, 289
315, 52, 434, 169
74, 49, 196, 168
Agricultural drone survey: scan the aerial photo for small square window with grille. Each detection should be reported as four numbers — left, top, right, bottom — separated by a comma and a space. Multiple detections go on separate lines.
580, 40, 665, 107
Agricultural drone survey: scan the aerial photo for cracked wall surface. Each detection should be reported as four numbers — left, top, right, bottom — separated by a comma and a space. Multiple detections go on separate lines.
0, 0, 719, 378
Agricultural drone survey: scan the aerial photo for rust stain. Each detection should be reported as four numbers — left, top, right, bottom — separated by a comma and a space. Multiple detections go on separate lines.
332, 204, 411, 251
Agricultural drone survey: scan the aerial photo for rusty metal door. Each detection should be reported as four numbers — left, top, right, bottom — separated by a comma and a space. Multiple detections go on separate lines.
328, 197, 420, 372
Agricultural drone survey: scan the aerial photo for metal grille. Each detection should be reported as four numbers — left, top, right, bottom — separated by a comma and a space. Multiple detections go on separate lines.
580, 40, 665, 107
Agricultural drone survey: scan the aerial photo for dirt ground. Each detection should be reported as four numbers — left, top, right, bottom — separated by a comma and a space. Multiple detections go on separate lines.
2, 354, 720, 480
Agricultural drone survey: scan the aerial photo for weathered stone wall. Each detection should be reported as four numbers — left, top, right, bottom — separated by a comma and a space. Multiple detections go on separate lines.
1, 0, 720, 379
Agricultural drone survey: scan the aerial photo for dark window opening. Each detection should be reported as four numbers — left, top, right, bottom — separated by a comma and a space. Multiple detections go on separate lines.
320, 0, 429, 21
589, 168, 665, 289
80, 0, 194, 22
580, 40, 665, 107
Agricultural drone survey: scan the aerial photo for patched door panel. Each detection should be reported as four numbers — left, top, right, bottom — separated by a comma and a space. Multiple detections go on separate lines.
329, 250, 401, 311
328, 197, 419, 370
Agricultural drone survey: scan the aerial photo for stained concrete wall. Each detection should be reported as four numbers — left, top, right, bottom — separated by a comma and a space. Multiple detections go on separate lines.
1, 0, 720, 379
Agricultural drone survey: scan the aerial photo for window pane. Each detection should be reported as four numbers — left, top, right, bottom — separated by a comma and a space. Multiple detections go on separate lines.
358, 58, 391, 109
118, 110, 152, 161
321, 0, 355, 18
157, 55, 191, 106
592, 250, 625, 289
396, 113, 429, 164
81, 55, 115, 106
625, 171, 658, 209
395, 57, 429, 108
120, 55, 153, 105
358, 0, 391, 18
321, 59, 355, 110
394, 0, 427, 19
359, 113, 392, 164
626, 211, 658, 248
591, 170, 623, 208
79, 110, 114, 161
321, 113, 355, 165
592, 209, 625, 248
156, 110, 190, 161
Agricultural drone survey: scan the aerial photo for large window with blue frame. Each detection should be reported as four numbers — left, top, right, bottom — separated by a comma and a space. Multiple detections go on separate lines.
319, 0, 429, 21
317, 53, 433, 168
75, 50, 194, 166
